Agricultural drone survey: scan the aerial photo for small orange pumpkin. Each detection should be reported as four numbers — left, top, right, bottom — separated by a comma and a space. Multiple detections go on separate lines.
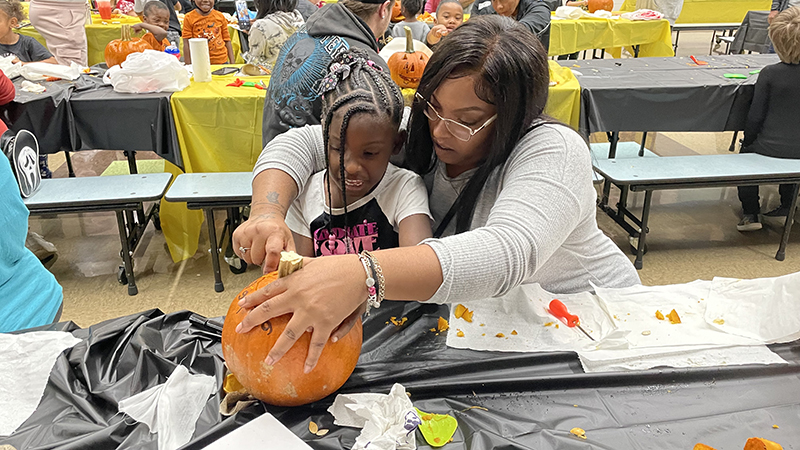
587, 0, 613, 13
392, 0, 404, 22
104, 24, 152, 68
221, 262, 363, 407
388, 26, 428, 89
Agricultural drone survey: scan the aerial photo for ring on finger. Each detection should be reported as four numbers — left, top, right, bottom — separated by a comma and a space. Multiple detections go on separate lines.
239, 246, 250, 254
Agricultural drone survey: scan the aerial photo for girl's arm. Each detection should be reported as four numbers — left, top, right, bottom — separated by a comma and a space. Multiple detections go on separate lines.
292, 232, 315, 257
398, 214, 433, 246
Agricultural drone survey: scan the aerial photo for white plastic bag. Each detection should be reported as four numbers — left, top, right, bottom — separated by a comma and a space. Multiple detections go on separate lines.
0, 55, 22, 79
104, 50, 190, 94
20, 62, 82, 81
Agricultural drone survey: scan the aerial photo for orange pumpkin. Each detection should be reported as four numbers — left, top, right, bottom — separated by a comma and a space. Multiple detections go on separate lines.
392, 0, 404, 22
587, 0, 613, 13
221, 269, 363, 407
388, 26, 428, 89
104, 24, 152, 68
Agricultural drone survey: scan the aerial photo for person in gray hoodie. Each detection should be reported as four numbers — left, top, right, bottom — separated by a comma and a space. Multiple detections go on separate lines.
261, 0, 394, 147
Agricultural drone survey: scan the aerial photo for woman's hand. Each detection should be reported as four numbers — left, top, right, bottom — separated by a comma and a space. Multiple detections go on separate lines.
235, 254, 368, 372
233, 213, 296, 273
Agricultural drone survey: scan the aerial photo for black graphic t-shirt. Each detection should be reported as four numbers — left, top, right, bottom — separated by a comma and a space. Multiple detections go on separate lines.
286, 164, 432, 257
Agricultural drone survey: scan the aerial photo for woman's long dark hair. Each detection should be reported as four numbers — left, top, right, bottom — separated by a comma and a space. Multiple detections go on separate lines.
255, 0, 298, 19
405, 16, 550, 235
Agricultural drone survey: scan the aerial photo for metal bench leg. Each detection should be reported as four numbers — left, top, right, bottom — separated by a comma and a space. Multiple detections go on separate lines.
634, 190, 653, 270
205, 208, 224, 292
639, 132, 648, 157
728, 131, 738, 152
599, 132, 620, 208
115, 210, 138, 295
64, 151, 76, 178
776, 183, 800, 261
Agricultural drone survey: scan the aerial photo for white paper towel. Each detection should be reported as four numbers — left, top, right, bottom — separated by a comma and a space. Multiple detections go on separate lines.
189, 38, 212, 82
328, 383, 419, 450
0, 331, 81, 436
118, 365, 217, 450
704, 272, 800, 344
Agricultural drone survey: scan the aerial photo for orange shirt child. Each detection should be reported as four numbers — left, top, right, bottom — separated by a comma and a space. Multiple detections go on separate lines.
182, 9, 232, 64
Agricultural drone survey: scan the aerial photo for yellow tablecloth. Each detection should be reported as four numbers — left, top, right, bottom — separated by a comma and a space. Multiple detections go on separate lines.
17, 16, 243, 66
161, 63, 582, 261
620, 0, 771, 23
549, 15, 674, 57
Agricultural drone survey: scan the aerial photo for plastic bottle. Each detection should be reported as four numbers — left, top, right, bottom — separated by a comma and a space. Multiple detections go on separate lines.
165, 45, 180, 59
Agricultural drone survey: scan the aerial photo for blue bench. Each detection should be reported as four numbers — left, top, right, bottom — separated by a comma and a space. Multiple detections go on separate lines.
24, 173, 173, 295
165, 173, 252, 292
593, 154, 800, 269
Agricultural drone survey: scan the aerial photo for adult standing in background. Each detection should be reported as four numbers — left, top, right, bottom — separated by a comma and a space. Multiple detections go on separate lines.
472, 0, 551, 49
769, 0, 799, 22
28, 0, 88, 65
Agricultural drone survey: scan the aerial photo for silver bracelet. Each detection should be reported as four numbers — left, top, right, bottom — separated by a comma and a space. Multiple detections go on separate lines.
358, 253, 378, 314
363, 251, 385, 304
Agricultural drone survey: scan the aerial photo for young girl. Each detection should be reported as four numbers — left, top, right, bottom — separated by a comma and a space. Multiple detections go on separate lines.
391, 0, 429, 42
243, 0, 304, 71
426, 0, 463, 46
285, 50, 432, 257
0, 0, 56, 65
737, 6, 800, 230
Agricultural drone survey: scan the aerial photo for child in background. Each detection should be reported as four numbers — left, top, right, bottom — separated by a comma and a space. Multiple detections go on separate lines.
737, 6, 800, 231
182, 0, 233, 64
426, 0, 463, 46
0, 0, 56, 65
0, 0, 56, 178
285, 50, 432, 257
132, 1, 171, 51
391, 0, 429, 42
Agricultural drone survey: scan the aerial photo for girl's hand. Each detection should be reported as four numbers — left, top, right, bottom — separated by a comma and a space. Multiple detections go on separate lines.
235, 254, 368, 372
233, 213, 296, 273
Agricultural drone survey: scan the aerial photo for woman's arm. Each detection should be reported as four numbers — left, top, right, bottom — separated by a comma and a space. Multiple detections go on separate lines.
233, 125, 328, 271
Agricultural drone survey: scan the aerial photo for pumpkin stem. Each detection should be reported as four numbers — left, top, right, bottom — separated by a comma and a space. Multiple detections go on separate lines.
277, 251, 304, 278
404, 26, 414, 54
122, 24, 131, 41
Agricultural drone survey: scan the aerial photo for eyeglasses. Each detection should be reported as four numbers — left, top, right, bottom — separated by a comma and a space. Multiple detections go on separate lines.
415, 92, 497, 142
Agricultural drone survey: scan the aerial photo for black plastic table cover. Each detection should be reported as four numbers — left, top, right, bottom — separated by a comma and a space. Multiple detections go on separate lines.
1, 74, 182, 167
578, 54, 780, 135
2, 302, 799, 450
730, 11, 771, 55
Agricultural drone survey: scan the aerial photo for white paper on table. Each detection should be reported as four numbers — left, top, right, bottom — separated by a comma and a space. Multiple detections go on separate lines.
0, 331, 81, 436
445, 284, 615, 353
704, 272, 800, 344
118, 364, 217, 450
201, 413, 312, 450
328, 383, 419, 450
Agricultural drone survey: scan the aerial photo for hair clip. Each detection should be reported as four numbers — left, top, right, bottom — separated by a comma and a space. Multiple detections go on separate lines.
319, 62, 352, 94
366, 59, 383, 72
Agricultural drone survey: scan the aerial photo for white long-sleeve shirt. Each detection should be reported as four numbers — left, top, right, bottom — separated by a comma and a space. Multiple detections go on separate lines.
253, 124, 640, 302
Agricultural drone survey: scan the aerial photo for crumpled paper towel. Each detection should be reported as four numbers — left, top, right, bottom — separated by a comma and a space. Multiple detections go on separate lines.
704, 272, 800, 344
0, 54, 22, 79
118, 364, 217, 450
554, 5, 587, 19
0, 331, 81, 436
328, 383, 420, 450
20, 62, 82, 81
20, 81, 45, 94
621, 8, 664, 20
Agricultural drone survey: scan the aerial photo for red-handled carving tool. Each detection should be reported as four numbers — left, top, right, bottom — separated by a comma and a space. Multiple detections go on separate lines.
690, 55, 708, 65
548, 299, 595, 341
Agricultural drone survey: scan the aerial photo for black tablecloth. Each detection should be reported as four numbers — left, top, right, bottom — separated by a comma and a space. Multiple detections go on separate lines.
2, 301, 799, 450
2, 74, 182, 167
578, 54, 780, 135
730, 10, 772, 55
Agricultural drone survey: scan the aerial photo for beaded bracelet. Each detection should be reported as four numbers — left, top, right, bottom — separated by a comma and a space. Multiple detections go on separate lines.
358, 253, 379, 314
363, 251, 385, 304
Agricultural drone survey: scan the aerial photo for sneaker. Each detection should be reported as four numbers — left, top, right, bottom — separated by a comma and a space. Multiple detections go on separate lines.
737, 214, 762, 231
764, 206, 791, 217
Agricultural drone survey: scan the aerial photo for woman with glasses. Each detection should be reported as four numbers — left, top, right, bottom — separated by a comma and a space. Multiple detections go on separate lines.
232, 16, 639, 371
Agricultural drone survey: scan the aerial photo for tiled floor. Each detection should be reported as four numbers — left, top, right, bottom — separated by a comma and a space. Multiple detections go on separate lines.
27, 31, 800, 329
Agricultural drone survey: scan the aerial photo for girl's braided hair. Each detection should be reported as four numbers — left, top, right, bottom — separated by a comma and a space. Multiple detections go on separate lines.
318, 49, 403, 253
